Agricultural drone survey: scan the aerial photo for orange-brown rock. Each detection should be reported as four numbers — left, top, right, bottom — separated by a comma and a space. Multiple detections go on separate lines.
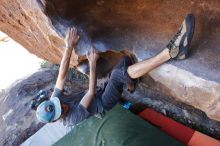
0, 0, 220, 122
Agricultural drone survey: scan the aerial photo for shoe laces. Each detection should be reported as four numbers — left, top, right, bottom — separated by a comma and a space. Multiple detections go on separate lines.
170, 25, 183, 45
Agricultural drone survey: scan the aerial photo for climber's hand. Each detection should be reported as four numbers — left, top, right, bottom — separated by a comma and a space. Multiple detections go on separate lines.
65, 27, 80, 49
86, 47, 99, 65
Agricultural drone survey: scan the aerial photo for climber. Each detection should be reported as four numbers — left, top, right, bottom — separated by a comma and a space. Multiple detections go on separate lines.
35, 14, 195, 127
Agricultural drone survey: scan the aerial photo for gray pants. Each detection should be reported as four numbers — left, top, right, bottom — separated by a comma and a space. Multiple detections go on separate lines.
100, 56, 137, 110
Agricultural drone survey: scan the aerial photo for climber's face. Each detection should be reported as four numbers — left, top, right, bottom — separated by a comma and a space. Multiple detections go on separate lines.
61, 103, 70, 117
49, 103, 69, 123
36, 97, 62, 123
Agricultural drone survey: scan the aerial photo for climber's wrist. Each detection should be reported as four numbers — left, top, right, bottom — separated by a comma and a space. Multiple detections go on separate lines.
66, 44, 75, 49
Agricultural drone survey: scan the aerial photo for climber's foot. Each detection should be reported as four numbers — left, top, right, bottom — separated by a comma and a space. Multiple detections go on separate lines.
167, 14, 195, 60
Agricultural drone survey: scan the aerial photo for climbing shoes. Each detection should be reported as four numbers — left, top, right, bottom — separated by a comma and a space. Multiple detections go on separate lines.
167, 14, 195, 60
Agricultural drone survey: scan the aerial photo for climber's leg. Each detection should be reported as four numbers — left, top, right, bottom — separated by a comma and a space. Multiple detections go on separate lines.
100, 56, 137, 110
128, 13, 195, 79
127, 48, 170, 79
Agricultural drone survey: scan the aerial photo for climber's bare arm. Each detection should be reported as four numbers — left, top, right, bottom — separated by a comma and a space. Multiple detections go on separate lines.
54, 27, 79, 91
80, 47, 99, 108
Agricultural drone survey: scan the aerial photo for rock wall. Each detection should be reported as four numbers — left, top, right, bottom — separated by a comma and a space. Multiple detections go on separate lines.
0, 69, 57, 146
0, 68, 219, 145
0, 69, 88, 146
0, 0, 220, 122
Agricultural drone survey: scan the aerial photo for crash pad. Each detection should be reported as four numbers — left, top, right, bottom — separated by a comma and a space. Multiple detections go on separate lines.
54, 105, 185, 146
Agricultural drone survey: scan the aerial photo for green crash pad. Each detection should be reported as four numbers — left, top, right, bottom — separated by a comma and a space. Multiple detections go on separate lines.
54, 105, 185, 146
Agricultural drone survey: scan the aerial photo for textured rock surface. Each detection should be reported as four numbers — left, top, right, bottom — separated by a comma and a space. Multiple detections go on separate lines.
0, 69, 56, 146
0, 69, 219, 145
0, 0, 220, 121
123, 79, 220, 140
0, 69, 88, 146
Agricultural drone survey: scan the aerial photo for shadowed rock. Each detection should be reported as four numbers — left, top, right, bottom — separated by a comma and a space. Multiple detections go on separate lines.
0, 0, 220, 122
0, 69, 88, 146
